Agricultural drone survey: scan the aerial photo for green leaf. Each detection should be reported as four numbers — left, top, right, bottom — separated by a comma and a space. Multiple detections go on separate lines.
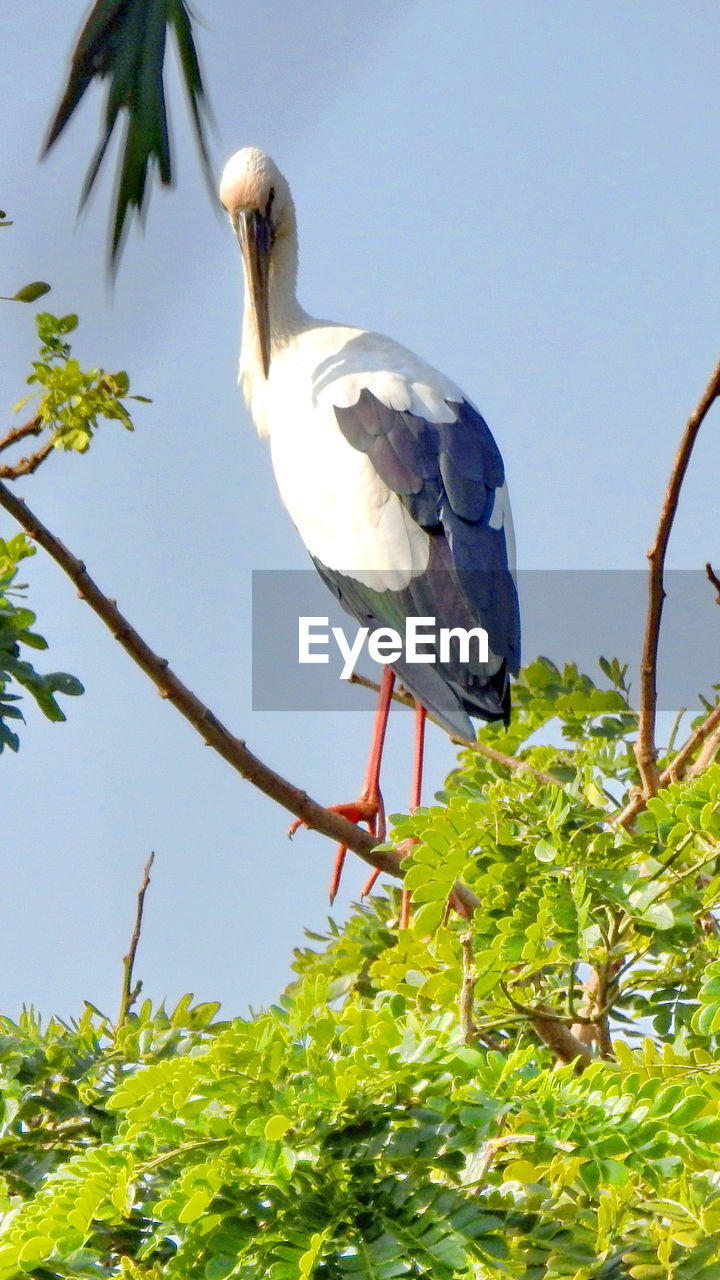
11, 281, 51, 303
264, 1115, 293, 1141
534, 838, 558, 863
205, 1257, 238, 1280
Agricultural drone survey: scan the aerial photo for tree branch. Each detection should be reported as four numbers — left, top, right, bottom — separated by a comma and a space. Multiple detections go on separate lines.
0, 437, 55, 480
0, 480, 408, 882
635, 360, 720, 798
687, 719, 720, 778
615, 697, 720, 827
117, 851, 155, 1029
0, 415, 42, 454
498, 982, 593, 1069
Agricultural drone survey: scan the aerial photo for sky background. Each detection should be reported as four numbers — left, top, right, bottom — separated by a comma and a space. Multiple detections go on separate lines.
1, 1, 719, 1022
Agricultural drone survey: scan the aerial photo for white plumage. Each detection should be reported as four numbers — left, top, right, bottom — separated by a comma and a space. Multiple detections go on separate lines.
220, 146, 519, 739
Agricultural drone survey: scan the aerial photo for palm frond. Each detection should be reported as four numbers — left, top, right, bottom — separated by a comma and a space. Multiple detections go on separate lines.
43, 0, 213, 269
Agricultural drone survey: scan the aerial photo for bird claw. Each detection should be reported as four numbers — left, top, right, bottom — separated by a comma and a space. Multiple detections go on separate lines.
288, 792, 385, 903
288, 795, 384, 840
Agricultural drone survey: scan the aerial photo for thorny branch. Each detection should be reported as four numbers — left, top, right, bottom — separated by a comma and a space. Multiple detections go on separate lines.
117, 851, 155, 1029
634, 360, 720, 798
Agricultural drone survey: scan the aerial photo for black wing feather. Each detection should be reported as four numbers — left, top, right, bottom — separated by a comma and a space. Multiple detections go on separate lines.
325, 390, 520, 735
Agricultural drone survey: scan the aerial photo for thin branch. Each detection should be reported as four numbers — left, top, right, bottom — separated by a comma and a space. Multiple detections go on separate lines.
635, 360, 720, 798
117, 852, 155, 1029
665, 700, 720, 783
0, 436, 54, 480
666, 706, 687, 756
706, 562, 720, 606
466, 737, 567, 791
0, 480, 407, 883
351, 671, 567, 790
459, 932, 477, 1044
688, 722, 720, 778
0, 415, 41, 454
614, 697, 720, 828
499, 982, 594, 1069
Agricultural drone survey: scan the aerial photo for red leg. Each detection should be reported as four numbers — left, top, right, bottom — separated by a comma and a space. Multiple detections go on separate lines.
401, 702, 426, 928
362, 700, 427, 918
289, 666, 395, 903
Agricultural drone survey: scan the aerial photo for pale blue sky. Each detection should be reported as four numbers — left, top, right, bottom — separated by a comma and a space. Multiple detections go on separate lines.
1, 2, 719, 1020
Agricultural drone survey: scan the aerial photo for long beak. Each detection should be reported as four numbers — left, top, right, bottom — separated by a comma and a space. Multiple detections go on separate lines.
236, 208, 273, 377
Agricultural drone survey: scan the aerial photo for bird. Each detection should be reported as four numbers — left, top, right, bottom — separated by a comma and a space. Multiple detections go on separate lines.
219, 147, 520, 912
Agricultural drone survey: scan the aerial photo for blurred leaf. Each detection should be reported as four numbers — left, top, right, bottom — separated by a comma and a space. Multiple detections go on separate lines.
10, 282, 52, 303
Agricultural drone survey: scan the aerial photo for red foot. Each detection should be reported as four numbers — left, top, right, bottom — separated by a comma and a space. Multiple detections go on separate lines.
288, 793, 385, 904
287, 796, 383, 840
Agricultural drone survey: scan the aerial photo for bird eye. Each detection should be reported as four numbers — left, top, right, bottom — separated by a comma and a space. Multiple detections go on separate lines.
265, 187, 275, 219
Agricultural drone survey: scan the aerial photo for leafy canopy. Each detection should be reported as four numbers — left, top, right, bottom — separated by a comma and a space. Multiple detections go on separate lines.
1, 658, 720, 1279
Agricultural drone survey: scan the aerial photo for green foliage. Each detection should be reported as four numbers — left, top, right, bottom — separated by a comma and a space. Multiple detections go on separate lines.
2, 657, 720, 1277
14, 312, 148, 454
1, 305, 147, 748
0, 534, 83, 749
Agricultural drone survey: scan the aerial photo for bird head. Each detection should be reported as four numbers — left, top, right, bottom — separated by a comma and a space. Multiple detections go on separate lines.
219, 148, 293, 378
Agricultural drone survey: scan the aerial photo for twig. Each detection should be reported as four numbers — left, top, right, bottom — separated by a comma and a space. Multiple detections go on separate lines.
614, 698, 720, 828
459, 932, 477, 1044
499, 982, 594, 1069
117, 852, 155, 1029
0, 416, 42, 454
0, 436, 55, 480
688, 722, 720, 777
706, 562, 720, 606
665, 700, 720, 783
666, 706, 687, 756
350, 672, 567, 790
466, 737, 566, 791
635, 360, 720, 798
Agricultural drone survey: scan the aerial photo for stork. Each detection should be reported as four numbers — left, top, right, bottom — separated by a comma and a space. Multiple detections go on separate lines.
220, 148, 520, 914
